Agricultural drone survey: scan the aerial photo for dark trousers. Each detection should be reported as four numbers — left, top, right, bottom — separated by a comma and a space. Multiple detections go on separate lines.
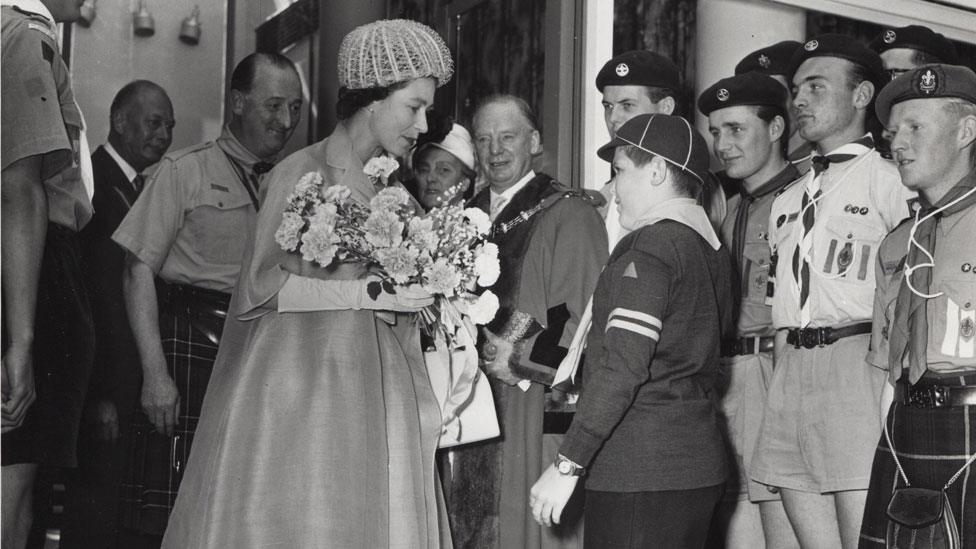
584, 484, 724, 549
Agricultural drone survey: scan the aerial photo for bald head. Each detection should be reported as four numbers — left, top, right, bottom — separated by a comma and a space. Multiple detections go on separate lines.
108, 80, 174, 172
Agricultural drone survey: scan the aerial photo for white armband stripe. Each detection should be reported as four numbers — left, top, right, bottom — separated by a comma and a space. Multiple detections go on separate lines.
606, 318, 660, 340
608, 307, 662, 328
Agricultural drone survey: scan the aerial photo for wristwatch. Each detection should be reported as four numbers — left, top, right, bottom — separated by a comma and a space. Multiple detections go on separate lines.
554, 454, 585, 477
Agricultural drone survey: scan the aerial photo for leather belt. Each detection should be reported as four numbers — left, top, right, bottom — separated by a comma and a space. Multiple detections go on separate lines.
722, 336, 775, 357
786, 322, 871, 349
898, 380, 976, 409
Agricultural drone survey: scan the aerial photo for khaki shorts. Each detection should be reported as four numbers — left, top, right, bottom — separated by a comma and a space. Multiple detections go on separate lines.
717, 352, 780, 503
749, 334, 886, 493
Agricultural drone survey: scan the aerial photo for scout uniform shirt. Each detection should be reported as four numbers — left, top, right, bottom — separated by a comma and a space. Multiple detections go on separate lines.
1, 3, 92, 232
112, 127, 265, 293
767, 138, 913, 329
721, 164, 800, 338
872, 173, 976, 382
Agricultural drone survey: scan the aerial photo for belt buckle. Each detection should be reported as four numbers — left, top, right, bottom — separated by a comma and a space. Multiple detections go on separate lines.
801, 329, 820, 349
907, 386, 949, 408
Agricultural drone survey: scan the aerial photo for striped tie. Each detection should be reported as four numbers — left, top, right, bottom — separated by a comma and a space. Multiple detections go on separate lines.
792, 154, 853, 325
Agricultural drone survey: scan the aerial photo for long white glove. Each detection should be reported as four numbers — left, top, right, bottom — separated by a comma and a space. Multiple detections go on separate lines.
278, 275, 433, 313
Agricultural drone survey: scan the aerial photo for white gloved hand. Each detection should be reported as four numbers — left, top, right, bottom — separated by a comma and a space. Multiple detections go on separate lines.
278, 275, 434, 313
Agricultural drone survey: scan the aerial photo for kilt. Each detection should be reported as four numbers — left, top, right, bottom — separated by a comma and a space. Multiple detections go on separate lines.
119, 283, 228, 536
859, 374, 976, 548
1, 223, 95, 467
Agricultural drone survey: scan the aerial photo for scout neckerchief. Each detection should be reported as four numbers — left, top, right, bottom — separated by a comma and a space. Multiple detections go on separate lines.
732, 163, 799, 305
552, 197, 721, 388
216, 127, 274, 211
792, 135, 874, 326
889, 170, 976, 383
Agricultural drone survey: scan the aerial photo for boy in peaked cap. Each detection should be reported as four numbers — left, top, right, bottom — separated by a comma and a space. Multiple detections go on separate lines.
595, 50, 683, 246
698, 72, 801, 549
530, 113, 735, 548
749, 33, 915, 548
859, 64, 976, 548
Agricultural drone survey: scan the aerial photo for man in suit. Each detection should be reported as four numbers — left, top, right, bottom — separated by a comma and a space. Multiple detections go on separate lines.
61, 80, 174, 549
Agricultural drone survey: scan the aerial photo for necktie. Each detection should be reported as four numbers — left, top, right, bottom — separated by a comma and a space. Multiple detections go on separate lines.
731, 166, 798, 306
252, 161, 275, 175
132, 173, 145, 193
889, 175, 976, 382
490, 196, 508, 222
791, 152, 856, 325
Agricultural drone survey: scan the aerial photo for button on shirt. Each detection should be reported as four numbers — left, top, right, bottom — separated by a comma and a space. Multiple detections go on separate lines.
112, 126, 267, 293
767, 141, 914, 329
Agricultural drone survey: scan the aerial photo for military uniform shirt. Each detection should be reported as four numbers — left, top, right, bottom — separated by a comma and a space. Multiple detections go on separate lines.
112, 127, 264, 293
768, 142, 913, 328
720, 164, 800, 337
1, 5, 92, 231
872, 187, 976, 381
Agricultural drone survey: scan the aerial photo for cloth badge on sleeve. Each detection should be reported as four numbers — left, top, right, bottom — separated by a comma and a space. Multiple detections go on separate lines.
606, 307, 661, 341
622, 262, 638, 279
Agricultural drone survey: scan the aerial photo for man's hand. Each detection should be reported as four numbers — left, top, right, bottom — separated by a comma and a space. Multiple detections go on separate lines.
141, 368, 179, 436
480, 328, 522, 386
1, 343, 36, 433
87, 399, 121, 441
530, 463, 579, 527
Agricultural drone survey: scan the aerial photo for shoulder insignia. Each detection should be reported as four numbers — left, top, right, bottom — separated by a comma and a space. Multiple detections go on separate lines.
622, 262, 638, 279
27, 21, 58, 43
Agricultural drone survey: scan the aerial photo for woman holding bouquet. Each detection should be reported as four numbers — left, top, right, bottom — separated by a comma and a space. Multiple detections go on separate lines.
162, 19, 455, 548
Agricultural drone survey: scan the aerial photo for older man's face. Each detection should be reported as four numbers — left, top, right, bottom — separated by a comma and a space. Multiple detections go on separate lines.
234, 63, 303, 160
116, 87, 174, 172
473, 100, 540, 193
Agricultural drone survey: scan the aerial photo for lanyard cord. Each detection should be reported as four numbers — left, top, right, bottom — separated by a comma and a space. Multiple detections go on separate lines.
884, 408, 976, 489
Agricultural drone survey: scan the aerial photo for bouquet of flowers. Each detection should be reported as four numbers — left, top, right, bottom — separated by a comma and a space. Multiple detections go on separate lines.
273, 161, 500, 342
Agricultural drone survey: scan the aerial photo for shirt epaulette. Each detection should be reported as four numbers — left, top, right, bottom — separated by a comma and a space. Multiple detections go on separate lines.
164, 140, 216, 162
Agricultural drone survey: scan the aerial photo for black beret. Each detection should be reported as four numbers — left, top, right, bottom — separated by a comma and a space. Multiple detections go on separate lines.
735, 40, 802, 76
698, 72, 788, 116
596, 50, 681, 92
868, 25, 959, 65
875, 64, 976, 123
597, 114, 710, 184
788, 34, 886, 90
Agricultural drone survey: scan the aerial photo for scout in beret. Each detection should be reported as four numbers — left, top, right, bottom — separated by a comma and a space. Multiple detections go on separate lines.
596, 50, 681, 136
735, 40, 802, 81
735, 40, 813, 169
531, 113, 733, 547
869, 25, 959, 81
751, 32, 915, 549
698, 72, 801, 548
860, 63, 976, 547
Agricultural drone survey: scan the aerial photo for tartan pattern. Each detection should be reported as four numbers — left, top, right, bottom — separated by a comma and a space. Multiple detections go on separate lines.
119, 310, 221, 536
860, 378, 976, 548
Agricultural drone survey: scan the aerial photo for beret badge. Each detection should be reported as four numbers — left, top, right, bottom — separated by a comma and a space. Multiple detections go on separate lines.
717, 88, 730, 102
883, 30, 897, 44
616, 63, 630, 77
758, 54, 771, 68
917, 68, 939, 95
804, 39, 819, 51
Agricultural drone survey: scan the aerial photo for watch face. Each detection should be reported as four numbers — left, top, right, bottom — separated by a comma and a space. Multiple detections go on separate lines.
557, 460, 573, 474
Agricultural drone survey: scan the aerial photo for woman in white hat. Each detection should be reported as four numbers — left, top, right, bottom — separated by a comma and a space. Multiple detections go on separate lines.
411, 116, 477, 210
162, 19, 454, 548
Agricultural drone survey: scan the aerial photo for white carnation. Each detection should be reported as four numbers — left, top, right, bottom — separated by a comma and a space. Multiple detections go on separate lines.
473, 243, 500, 287
275, 211, 305, 251
466, 290, 500, 325
463, 207, 491, 235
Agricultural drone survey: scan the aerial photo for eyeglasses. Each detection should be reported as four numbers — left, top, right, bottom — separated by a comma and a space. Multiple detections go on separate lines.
886, 68, 912, 81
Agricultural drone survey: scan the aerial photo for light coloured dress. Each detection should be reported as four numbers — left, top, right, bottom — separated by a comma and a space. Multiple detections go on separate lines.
162, 124, 450, 548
